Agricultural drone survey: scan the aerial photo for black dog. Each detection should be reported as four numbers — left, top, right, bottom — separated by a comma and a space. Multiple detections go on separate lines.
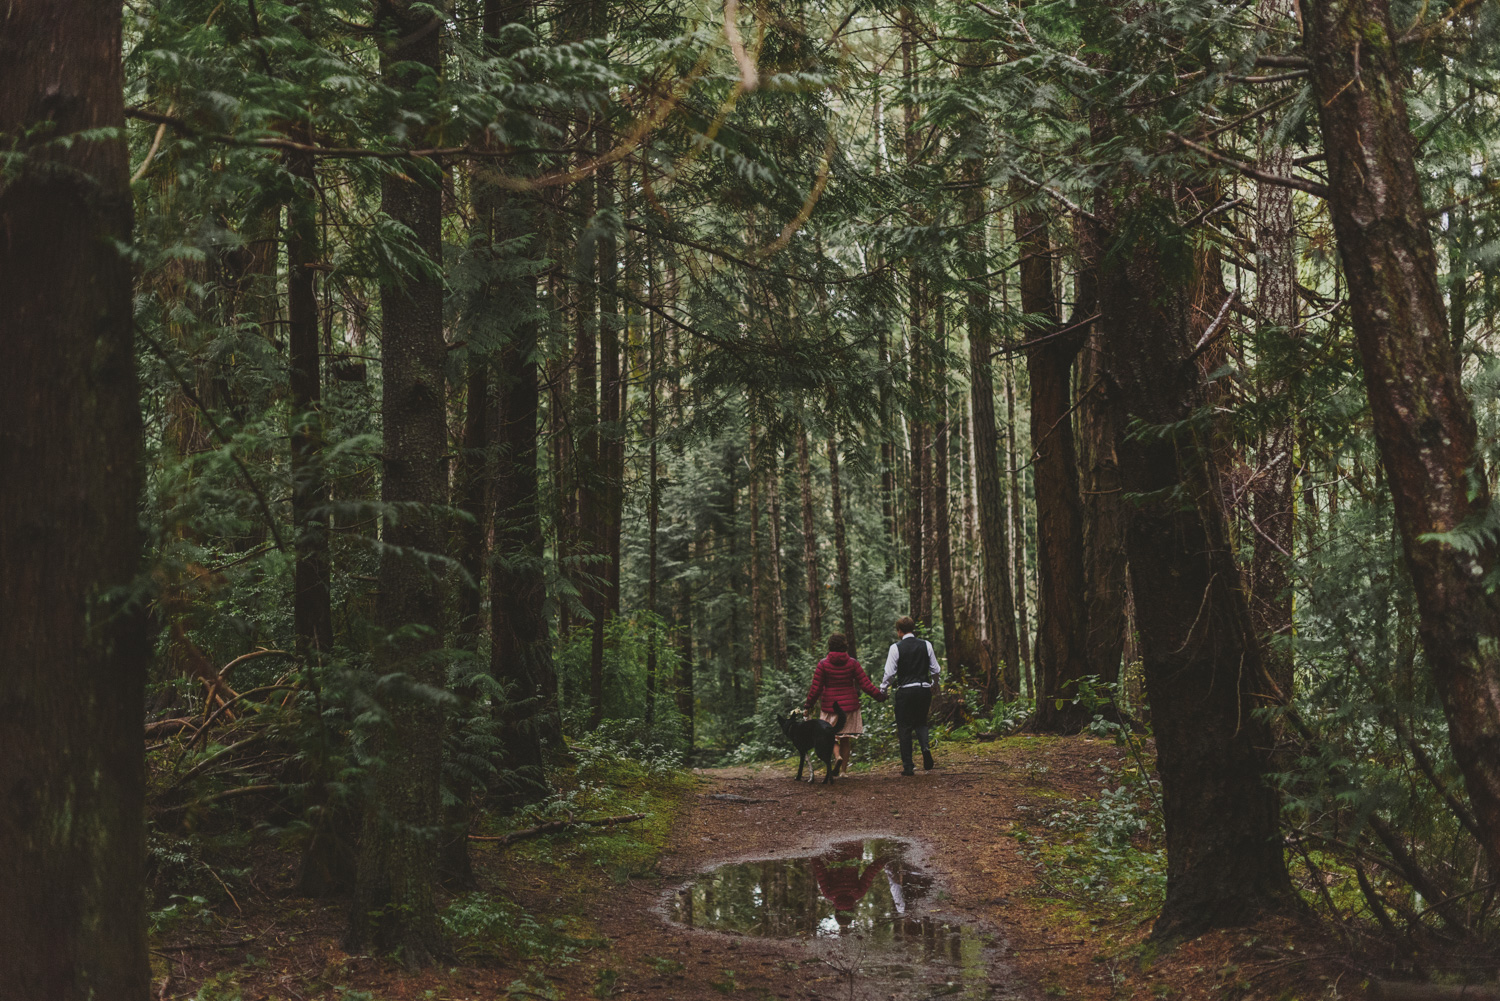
778, 706, 846, 784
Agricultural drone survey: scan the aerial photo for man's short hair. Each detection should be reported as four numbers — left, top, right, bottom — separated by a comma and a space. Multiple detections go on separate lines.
827, 633, 848, 653
895, 615, 916, 634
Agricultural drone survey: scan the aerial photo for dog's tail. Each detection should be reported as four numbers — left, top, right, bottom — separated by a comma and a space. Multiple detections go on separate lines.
832, 705, 847, 734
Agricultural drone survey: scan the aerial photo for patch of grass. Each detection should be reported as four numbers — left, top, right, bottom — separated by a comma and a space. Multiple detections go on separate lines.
489, 746, 693, 887
647, 956, 685, 974
710, 969, 738, 994
1011, 758, 1167, 929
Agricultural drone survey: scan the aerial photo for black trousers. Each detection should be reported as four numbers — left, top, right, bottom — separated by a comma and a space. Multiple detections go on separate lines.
893, 685, 933, 771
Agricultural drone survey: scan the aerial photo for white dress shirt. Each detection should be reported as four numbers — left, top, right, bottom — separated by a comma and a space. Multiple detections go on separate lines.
881, 633, 942, 688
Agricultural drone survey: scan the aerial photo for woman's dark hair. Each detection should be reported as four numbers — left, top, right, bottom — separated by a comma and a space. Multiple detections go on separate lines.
827, 633, 848, 653
895, 615, 916, 634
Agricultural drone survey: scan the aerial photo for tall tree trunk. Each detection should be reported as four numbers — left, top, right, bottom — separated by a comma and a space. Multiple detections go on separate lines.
768, 444, 788, 673
288, 147, 356, 898
828, 436, 858, 657
748, 423, 765, 688
798, 427, 823, 649
1006, 367, 1033, 691
1017, 206, 1089, 731
0, 5, 149, 995
907, 391, 926, 622
902, 7, 925, 624
965, 174, 1020, 701
646, 238, 661, 723
1077, 246, 1128, 691
287, 149, 334, 659
455, 351, 489, 647
676, 556, 695, 748
347, 0, 448, 964
573, 112, 603, 730
921, 420, 937, 630
933, 313, 961, 675
599, 163, 623, 621
1096, 180, 1294, 939
1305, 0, 1500, 875
1248, 0, 1300, 700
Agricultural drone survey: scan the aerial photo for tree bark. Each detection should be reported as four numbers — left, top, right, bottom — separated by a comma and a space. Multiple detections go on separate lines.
768, 444, 788, 673
1006, 366, 1033, 692
748, 423, 765, 687
965, 180, 1020, 702
798, 427, 823, 649
0, 5, 150, 995
933, 314, 961, 675
1305, 0, 1500, 875
287, 149, 334, 660
1096, 182, 1294, 939
1017, 206, 1089, 731
829, 436, 858, 657
646, 240, 661, 722
1077, 246, 1128, 691
347, 0, 449, 964
1246, 0, 1299, 701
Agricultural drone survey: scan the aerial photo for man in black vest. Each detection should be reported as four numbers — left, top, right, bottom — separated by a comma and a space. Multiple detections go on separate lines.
879, 615, 942, 775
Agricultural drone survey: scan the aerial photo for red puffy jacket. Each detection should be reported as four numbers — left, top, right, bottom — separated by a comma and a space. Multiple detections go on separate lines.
805, 651, 885, 714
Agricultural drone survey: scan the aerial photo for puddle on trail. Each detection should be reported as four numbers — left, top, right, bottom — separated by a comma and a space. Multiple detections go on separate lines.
669, 838, 1017, 1000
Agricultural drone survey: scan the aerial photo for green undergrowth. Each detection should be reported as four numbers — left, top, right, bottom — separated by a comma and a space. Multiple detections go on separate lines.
1010, 749, 1168, 932
453, 735, 695, 973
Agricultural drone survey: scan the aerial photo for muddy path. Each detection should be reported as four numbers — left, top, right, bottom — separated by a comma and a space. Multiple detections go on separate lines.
583, 739, 1115, 1001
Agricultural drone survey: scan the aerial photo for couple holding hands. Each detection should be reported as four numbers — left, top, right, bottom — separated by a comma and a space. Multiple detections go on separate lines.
803, 615, 941, 777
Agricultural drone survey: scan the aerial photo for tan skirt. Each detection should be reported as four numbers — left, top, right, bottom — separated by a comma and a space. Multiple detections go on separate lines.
821, 706, 865, 736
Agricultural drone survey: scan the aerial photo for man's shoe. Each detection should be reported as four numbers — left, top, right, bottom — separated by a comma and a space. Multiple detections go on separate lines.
901, 767, 915, 776
922, 750, 934, 771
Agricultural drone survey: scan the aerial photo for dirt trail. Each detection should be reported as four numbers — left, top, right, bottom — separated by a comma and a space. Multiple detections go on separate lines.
582, 738, 1115, 1001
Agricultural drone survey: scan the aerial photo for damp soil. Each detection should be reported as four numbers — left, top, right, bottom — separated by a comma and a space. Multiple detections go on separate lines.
668, 836, 1009, 999
150, 736, 1347, 1001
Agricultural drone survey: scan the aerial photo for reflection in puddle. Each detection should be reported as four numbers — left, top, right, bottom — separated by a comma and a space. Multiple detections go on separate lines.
670, 838, 1009, 1000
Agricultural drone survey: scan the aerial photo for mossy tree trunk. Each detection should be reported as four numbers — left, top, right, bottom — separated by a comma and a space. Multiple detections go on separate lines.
1305, 0, 1500, 874
1095, 182, 1295, 939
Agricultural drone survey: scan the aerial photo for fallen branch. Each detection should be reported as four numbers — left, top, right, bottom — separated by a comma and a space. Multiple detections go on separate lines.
468, 812, 648, 844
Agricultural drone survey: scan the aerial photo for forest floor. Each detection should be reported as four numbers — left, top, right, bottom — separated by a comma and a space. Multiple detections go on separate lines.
153, 735, 1351, 1001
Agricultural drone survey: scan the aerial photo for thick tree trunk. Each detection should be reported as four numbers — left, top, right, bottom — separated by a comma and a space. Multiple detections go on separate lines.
0, 6, 149, 995
1248, 0, 1299, 700
798, 427, 823, 648
1305, 0, 1500, 874
287, 149, 334, 659
829, 436, 858, 657
1096, 184, 1294, 939
965, 180, 1020, 702
1017, 207, 1089, 731
347, 0, 449, 964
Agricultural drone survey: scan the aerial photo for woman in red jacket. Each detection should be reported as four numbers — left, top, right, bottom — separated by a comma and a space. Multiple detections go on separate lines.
804, 633, 886, 777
